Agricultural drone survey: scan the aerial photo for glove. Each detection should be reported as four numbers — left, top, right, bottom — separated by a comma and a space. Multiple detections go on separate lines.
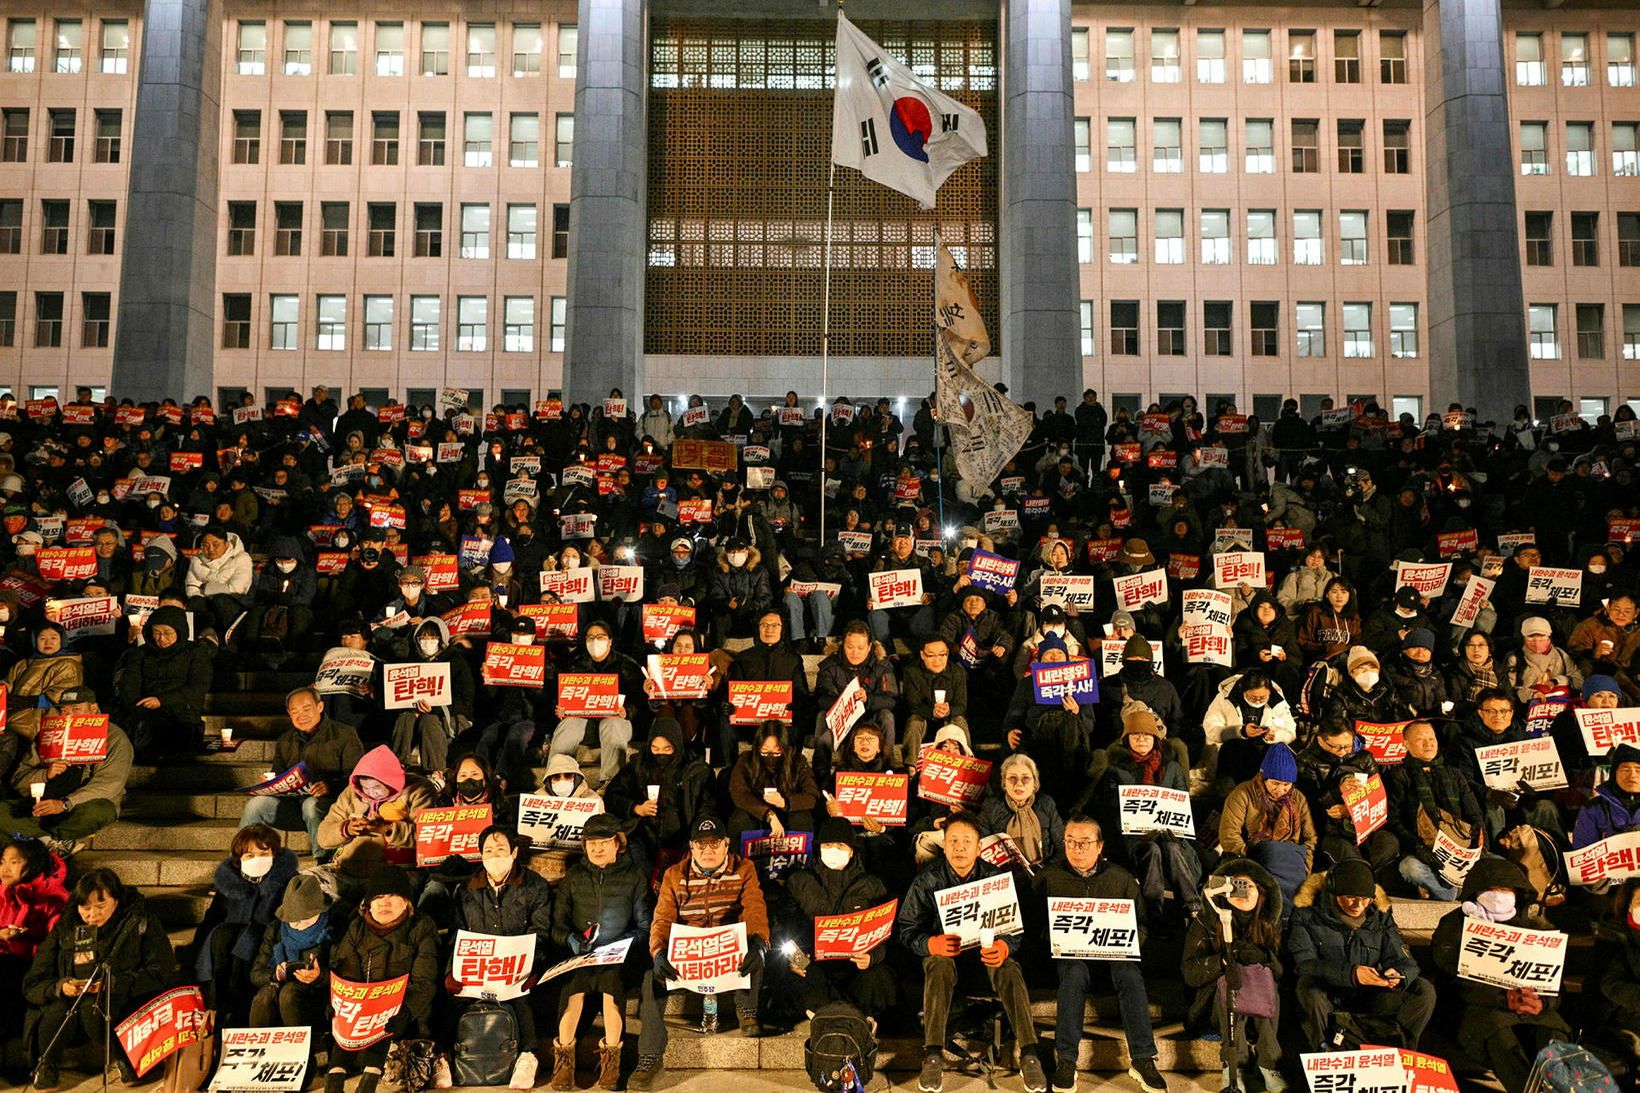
927, 933, 962, 958
1231, 942, 1264, 965
739, 945, 764, 977
653, 953, 678, 981
980, 939, 1010, 968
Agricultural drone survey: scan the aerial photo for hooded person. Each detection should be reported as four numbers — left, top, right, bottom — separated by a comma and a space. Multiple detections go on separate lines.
113, 603, 213, 761
0, 838, 67, 1035
907, 723, 981, 865
127, 533, 183, 598
780, 816, 896, 1020
523, 752, 605, 884
242, 535, 317, 655
603, 717, 714, 873
387, 617, 474, 776
726, 720, 822, 845
190, 823, 302, 1026
705, 536, 772, 645
2, 622, 83, 740
1431, 858, 1570, 1093
316, 745, 440, 887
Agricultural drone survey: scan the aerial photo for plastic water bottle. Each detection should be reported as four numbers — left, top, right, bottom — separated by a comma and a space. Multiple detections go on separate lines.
701, 994, 719, 1034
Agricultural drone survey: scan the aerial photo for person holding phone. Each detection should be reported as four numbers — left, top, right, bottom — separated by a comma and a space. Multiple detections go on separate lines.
248, 874, 334, 1075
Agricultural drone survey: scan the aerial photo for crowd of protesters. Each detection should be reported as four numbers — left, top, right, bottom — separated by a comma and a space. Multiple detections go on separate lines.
0, 383, 1638, 1093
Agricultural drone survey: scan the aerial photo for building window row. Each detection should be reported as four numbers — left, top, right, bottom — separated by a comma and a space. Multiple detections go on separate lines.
1076, 299, 1420, 362
1514, 31, 1636, 88
5, 17, 130, 75
226, 108, 572, 169
222, 293, 567, 354
0, 290, 112, 348
1522, 210, 1640, 268
220, 200, 570, 260
0, 106, 123, 164
1518, 120, 1640, 177
1071, 25, 1412, 87
1073, 116, 1412, 176
232, 19, 576, 80
0, 197, 118, 255
1082, 207, 1416, 269
1526, 303, 1640, 361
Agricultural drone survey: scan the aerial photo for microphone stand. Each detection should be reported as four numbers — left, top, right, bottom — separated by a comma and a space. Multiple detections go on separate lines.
31, 912, 137, 1093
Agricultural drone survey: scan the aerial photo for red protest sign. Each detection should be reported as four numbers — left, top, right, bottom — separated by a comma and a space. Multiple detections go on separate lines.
1437, 529, 1479, 557
330, 974, 408, 1051
814, 899, 899, 960
518, 603, 580, 641
728, 680, 792, 725
36, 714, 110, 764
377, 403, 407, 424
677, 499, 714, 525
274, 398, 301, 418
441, 602, 492, 636
458, 489, 490, 511
641, 604, 696, 645
1340, 773, 1389, 843
115, 405, 147, 427
481, 643, 547, 687
1609, 517, 1640, 545
116, 986, 210, 1077
316, 551, 349, 575
1355, 721, 1409, 766
168, 451, 204, 474
63, 517, 107, 545
410, 554, 459, 592
917, 750, 992, 807
832, 771, 909, 826
1085, 537, 1123, 564
1265, 527, 1306, 551
36, 547, 96, 583
558, 673, 621, 717
647, 653, 713, 700
413, 804, 493, 866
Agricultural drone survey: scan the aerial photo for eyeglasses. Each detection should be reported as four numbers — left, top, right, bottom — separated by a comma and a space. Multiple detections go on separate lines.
1064, 837, 1100, 850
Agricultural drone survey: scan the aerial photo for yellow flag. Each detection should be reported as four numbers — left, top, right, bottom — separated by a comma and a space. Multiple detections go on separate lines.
935, 243, 989, 365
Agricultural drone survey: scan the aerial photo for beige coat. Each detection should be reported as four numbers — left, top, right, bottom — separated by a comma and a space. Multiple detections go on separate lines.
4, 654, 84, 739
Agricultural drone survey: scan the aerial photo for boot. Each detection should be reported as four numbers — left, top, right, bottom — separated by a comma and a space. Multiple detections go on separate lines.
550, 1040, 575, 1091
324, 1069, 348, 1093
356, 1068, 381, 1093
596, 1041, 622, 1091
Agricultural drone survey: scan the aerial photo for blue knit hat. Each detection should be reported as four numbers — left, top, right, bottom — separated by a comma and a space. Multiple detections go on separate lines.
1584, 675, 1622, 702
1037, 632, 1069, 658
1259, 742, 1298, 783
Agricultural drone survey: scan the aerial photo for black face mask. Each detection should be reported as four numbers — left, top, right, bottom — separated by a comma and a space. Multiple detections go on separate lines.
455, 778, 486, 800
1121, 662, 1154, 681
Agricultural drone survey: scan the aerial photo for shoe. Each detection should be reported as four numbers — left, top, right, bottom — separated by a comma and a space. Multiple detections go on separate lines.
510, 1051, 540, 1091
1258, 1067, 1287, 1092
919, 1050, 944, 1093
356, 1069, 381, 1093
548, 1041, 573, 1091
324, 1068, 347, 1093
737, 1012, 762, 1037
1220, 1067, 1236, 1091
1128, 1058, 1168, 1091
44, 837, 82, 859
596, 1040, 621, 1091
1020, 1051, 1048, 1093
33, 1063, 61, 1091
1051, 1059, 1077, 1093
433, 1054, 454, 1090
628, 1053, 664, 1092
114, 1058, 140, 1086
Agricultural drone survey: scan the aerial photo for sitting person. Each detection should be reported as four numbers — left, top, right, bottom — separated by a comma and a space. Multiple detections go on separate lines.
113, 603, 212, 761
896, 813, 1045, 1093
4, 688, 132, 854
0, 838, 69, 1036
3, 623, 82, 740
1096, 700, 1200, 924
191, 823, 301, 1027
238, 685, 364, 861
1218, 743, 1315, 916
1202, 671, 1297, 791
1573, 742, 1640, 850
976, 752, 1064, 872
812, 622, 898, 773
1288, 858, 1436, 1051
726, 721, 821, 843
1003, 634, 1096, 807
1294, 718, 1398, 884
782, 817, 896, 1022
1594, 878, 1640, 1066
900, 635, 969, 762
548, 621, 643, 788
249, 874, 336, 1077
603, 717, 713, 878
316, 745, 439, 890
1385, 722, 1483, 901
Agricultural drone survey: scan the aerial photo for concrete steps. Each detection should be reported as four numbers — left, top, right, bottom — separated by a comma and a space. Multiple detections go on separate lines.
87, 815, 310, 852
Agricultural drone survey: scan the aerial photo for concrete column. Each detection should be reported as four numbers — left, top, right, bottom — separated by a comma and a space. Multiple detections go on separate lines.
1422, 0, 1531, 423
564, 0, 647, 404
1000, 0, 1078, 411
111, 0, 221, 402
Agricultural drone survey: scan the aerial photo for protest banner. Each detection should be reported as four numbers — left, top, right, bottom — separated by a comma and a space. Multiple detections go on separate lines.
1037, 574, 1096, 610
1393, 561, 1452, 599
535, 938, 633, 985
966, 550, 1019, 594
36, 714, 110, 764
866, 568, 924, 610
836, 530, 874, 554
458, 535, 495, 569
1396, 1049, 1460, 1093
813, 899, 898, 960
982, 510, 1020, 535
480, 643, 548, 687
440, 601, 492, 636
116, 986, 211, 1077
1456, 917, 1566, 993
329, 975, 408, 1050
1197, 447, 1230, 469
740, 830, 813, 880
409, 554, 459, 593
1112, 569, 1168, 610
1433, 829, 1482, 888
728, 680, 792, 725
664, 923, 750, 994
917, 750, 992, 808
831, 772, 909, 826
1340, 773, 1389, 843
559, 513, 598, 539
1299, 1047, 1406, 1093
539, 568, 596, 603
1030, 658, 1097, 704
1526, 690, 1574, 737
677, 499, 714, 525
935, 872, 1023, 947
518, 603, 580, 642
1496, 532, 1536, 556
776, 406, 807, 428
1448, 575, 1495, 629
646, 653, 712, 700
1609, 517, 1640, 545
246, 764, 310, 798
671, 439, 738, 474
210, 1027, 311, 1092
1023, 496, 1052, 519
1266, 527, 1306, 551
1181, 589, 1233, 628
1474, 736, 1567, 791
558, 673, 622, 718
1565, 831, 1640, 886
1148, 484, 1177, 507
413, 804, 492, 867
596, 566, 645, 604
1117, 785, 1195, 837
976, 832, 1034, 874
382, 662, 452, 710
37, 546, 97, 582
825, 677, 867, 749
312, 650, 375, 698
1355, 722, 1409, 766
516, 794, 604, 850
639, 604, 697, 648
1437, 529, 1480, 557
48, 595, 119, 639
1047, 897, 1141, 960
1525, 566, 1583, 606
1146, 449, 1177, 471
1086, 537, 1124, 564
1576, 707, 1640, 755
1213, 551, 1266, 589
451, 931, 535, 1001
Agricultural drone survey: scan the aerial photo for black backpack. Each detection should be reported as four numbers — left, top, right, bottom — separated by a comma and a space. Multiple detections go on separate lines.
452, 1003, 519, 1087
804, 1002, 876, 1093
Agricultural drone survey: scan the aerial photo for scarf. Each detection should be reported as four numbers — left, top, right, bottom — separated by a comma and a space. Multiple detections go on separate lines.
1005, 793, 1045, 864
271, 913, 329, 969
1133, 747, 1163, 786
1464, 659, 1498, 698
1247, 775, 1305, 845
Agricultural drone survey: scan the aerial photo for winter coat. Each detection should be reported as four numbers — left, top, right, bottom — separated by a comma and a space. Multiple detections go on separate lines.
1180, 858, 1284, 1024
11, 722, 134, 816
252, 544, 317, 609
708, 546, 772, 615
1498, 645, 1583, 705
1573, 781, 1640, 849
936, 607, 1014, 666
114, 606, 213, 718
1385, 656, 1452, 718
897, 854, 1026, 958
249, 910, 338, 991
454, 865, 555, 968
1295, 741, 1381, 846
728, 750, 822, 820
550, 849, 652, 951
728, 634, 813, 723
1219, 778, 1317, 868
650, 853, 770, 955
316, 746, 440, 878
604, 718, 714, 852
1444, 713, 1529, 800
1324, 677, 1410, 729
23, 890, 176, 1018
902, 660, 968, 722
1034, 854, 1147, 929
192, 850, 301, 981
185, 531, 254, 598
1384, 754, 1483, 865
1202, 674, 1297, 745
270, 715, 365, 787
3, 653, 84, 738
1597, 920, 1640, 1017
1097, 667, 1188, 752
976, 792, 1066, 866
0, 850, 68, 960
784, 857, 891, 965
1287, 869, 1420, 993
331, 907, 441, 1025
814, 647, 898, 718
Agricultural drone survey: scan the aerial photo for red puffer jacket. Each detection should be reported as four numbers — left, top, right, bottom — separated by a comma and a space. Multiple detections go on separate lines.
0, 849, 69, 959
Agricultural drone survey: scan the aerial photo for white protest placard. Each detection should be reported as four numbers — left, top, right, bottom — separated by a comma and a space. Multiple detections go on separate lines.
1496, 532, 1536, 556
934, 872, 1022, 948
1566, 831, 1640, 886
1456, 917, 1566, 994
1433, 829, 1483, 888
1112, 569, 1168, 610
210, 1028, 312, 1092
536, 938, 634, 985
382, 662, 452, 710
1474, 737, 1567, 791
1448, 575, 1495, 629
1525, 566, 1582, 606
1117, 785, 1195, 838
1300, 1047, 1407, 1093
48, 596, 120, 639
540, 568, 596, 604
1211, 527, 1254, 554
451, 931, 535, 1001
1038, 574, 1096, 610
559, 513, 597, 540
313, 650, 376, 698
1181, 622, 1233, 666
1575, 707, 1640, 756
746, 466, 774, 490
982, 509, 1020, 535
516, 794, 604, 850
1394, 561, 1452, 599
1047, 897, 1141, 960
664, 922, 750, 995
1212, 551, 1266, 590
1181, 589, 1233, 628
867, 568, 924, 610
825, 677, 866, 750
596, 565, 645, 603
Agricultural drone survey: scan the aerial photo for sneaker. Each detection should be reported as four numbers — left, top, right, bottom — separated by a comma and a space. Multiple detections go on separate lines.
628, 1053, 664, 1092
33, 1063, 61, 1091
43, 836, 82, 859
1128, 1058, 1168, 1091
510, 1051, 539, 1091
1051, 1060, 1077, 1093
1258, 1067, 1287, 1092
919, 1051, 944, 1093
432, 1054, 454, 1090
1020, 1051, 1047, 1093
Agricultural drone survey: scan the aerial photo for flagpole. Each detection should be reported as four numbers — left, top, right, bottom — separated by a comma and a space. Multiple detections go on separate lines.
932, 232, 947, 540
818, 159, 836, 545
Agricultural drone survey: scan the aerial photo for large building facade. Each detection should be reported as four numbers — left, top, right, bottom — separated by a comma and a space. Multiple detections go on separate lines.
0, 0, 1634, 424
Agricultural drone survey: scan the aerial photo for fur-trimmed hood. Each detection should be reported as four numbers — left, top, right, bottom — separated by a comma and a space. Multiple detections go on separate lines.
1293, 868, 1392, 912
714, 544, 763, 573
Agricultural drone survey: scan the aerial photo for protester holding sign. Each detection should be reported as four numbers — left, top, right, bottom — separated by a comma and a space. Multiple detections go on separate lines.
781, 817, 896, 1020
1573, 743, 1640, 850
1499, 616, 1584, 705
5, 688, 130, 854
727, 722, 821, 843
812, 622, 898, 771
548, 621, 643, 788
23, 868, 178, 1089
3, 623, 82, 740
114, 603, 213, 762
603, 718, 713, 873
1292, 720, 1398, 887
1002, 636, 1097, 806
1092, 701, 1200, 926
1431, 858, 1572, 1093
1385, 723, 1484, 901
241, 687, 365, 862
326, 868, 441, 1093
388, 618, 473, 776
975, 754, 1064, 871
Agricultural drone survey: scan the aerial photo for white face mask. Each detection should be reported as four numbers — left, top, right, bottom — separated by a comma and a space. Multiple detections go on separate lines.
1476, 890, 1516, 920
402, 584, 423, 598
241, 855, 274, 879
512, 634, 534, 647
418, 637, 441, 656
550, 777, 578, 797
1354, 670, 1380, 690
276, 560, 297, 574
492, 561, 512, 574
1245, 698, 1267, 709
1590, 564, 1608, 575
483, 853, 516, 879
728, 552, 749, 568
819, 846, 853, 871
587, 638, 611, 659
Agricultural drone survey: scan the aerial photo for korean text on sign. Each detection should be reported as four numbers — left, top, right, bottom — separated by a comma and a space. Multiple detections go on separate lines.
1117, 785, 1195, 838
917, 750, 992, 808
935, 872, 1022, 948
452, 931, 535, 1001
1456, 917, 1566, 994
1047, 897, 1141, 960
665, 922, 750, 995
516, 794, 604, 849
329, 974, 408, 1051
814, 900, 898, 960
382, 662, 452, 710
832, 772, 909, 826
413, 804, 493, 866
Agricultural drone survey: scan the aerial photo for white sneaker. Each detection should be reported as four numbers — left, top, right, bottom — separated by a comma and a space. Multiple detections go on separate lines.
510, 1052, 540, 1091
432, 1055, 454, 1090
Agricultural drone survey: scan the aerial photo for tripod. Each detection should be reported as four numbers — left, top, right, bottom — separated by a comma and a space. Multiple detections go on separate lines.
29, 915, 134, 1093
1206, 879, 1242, 1093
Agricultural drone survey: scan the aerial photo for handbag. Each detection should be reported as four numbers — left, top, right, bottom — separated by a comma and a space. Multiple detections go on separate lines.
158, 1020, 217, 1093
1216, 962, 1277, 1019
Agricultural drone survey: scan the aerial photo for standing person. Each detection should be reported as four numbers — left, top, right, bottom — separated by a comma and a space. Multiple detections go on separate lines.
1035, 815, 1168, 1092
239, 686, 365, 861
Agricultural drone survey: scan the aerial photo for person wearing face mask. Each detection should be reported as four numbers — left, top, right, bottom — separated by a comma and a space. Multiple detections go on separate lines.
1097, 634, 1189, 760
548, 621, 643, 788
240, 537, 316, 660
190, 824, 300, 1027
466, 618, 556, 792
8, 528, 44, 575
1202, 671, 1298, 792
416, 754, 515, 929
603, 717, 713, 876
1324, 646, 1410, 728
705, 536, 772, 647
780, 817, 895, 1022
727, 721, 821, 843
433, 827, 554, 1092
3, 623, 83, 742
1009, 603, 1089, 680
316, 745, 439, 888
1499, 615, 1584, 704
387, 619, 474, 776
1180, 859, 1286, 1091
1432, 858, 1570, 1093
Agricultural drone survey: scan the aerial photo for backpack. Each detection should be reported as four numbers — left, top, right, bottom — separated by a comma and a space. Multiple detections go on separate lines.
1526, 1041, 1618, 1092
804, 1002, 876, 1093
452, 1002, 519, 1087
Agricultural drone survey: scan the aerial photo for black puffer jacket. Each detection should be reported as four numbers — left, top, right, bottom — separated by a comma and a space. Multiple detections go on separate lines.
785, 856, 891, 966
454, 864, 555, 969
1384, 654, 1452, 718
727, 630, 813, 724
604, 719, 714, 853
23, 890, 177, 1018
114, 605, 213, 718
1180, 858, 1284, 1025
550, 848, 652, 951
1034, 853, 1147, 930
1384, 754, 1483, 867
1287, 868, 1420, 992
1295, 741, 1380, 846
1323, 675, 1409, 729
331, 906, 441, 1027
